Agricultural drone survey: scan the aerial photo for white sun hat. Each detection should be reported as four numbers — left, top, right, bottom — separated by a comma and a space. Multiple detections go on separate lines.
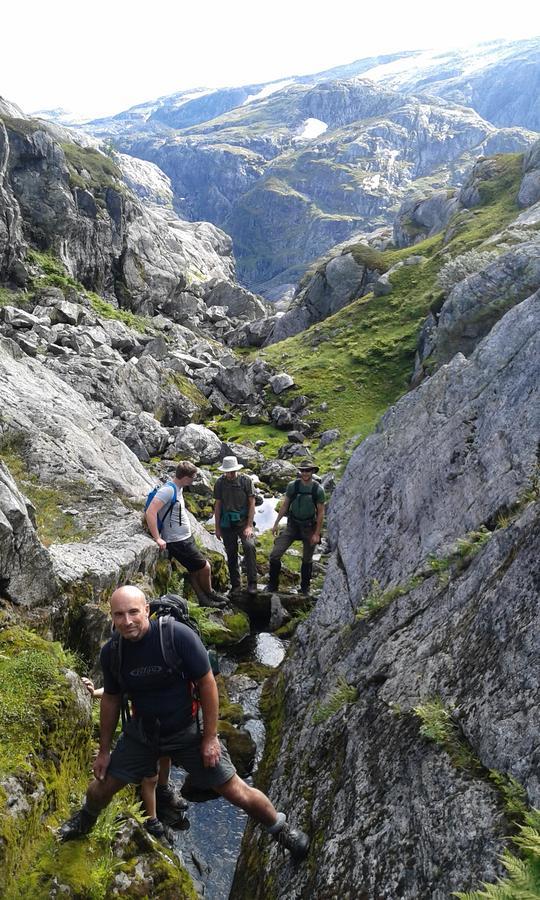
218, 456, 244, 472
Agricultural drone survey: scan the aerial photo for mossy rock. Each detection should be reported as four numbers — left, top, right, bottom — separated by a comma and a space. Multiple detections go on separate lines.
7, 809, 198, 899
0, 627, 93, 894
203, 611, 250, 647
216, 675, 244, 724
218, 720, 256, 777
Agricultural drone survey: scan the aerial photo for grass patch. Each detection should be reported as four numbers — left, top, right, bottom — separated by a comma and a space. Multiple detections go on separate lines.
0, 287, 30, 309
167, 372, 212, 411
356, 574, 424, 620
61, 142, 123, 196
239, 154, 525, 471
313, 677, 358, 724
87, 291, 152, 333
356, 525, 495, 621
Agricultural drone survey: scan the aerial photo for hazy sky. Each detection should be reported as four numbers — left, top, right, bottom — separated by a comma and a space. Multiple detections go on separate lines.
2, 0, 539, 119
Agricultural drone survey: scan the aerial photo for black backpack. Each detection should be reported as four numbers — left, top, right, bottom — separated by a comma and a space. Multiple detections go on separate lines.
108, 593, 212, 726
288, 479, 320, 523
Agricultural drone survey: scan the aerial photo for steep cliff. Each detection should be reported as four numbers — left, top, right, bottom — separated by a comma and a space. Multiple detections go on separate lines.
233, 288, 540, 899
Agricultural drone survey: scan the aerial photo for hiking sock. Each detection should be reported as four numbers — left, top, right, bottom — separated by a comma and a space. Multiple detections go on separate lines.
266, 812, 286, 834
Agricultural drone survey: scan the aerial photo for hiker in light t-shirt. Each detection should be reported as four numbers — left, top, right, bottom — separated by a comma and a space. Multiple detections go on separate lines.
145, 460, 227, 609
266, 463, 325, 596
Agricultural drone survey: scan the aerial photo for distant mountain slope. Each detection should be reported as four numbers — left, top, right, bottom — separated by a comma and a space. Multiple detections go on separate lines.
69, 37, 540, 297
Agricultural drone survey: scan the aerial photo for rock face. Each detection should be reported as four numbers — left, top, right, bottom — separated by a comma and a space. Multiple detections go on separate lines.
233, 294, 540, 898
268, 246, 384, 342
0, 112, 243, 317
0, 461, 57, 605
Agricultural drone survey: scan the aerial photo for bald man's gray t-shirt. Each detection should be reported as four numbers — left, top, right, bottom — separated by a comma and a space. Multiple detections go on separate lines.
155, 483, 191, 542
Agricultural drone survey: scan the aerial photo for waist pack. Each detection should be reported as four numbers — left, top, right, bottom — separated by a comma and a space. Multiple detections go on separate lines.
220, 509, 246, 528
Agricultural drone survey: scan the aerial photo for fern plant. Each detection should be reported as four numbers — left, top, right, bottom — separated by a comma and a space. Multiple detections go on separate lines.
313, 677, 358, 724
454, 810, 540, 899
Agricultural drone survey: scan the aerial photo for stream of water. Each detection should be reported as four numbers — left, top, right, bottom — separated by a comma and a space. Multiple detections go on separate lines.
171, 631, 286, 899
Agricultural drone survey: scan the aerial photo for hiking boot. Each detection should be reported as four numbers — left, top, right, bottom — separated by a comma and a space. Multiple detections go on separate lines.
145, 817, 174, 845
164, 809, 191, 830
58, 807, 97, 842
273, 822, 310, 860
247, 582, 258, 596
201, 590, 228, 609
300, 562, 312, 597
265, 560, 281, 593
156, 782, 189, 814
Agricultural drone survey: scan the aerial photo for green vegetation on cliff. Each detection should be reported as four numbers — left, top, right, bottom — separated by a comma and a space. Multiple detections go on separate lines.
231, 152, 524, 471
61, 142, 123, 196
0, 627, 92, 893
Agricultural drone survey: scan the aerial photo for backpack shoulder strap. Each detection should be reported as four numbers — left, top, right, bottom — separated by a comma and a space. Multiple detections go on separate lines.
158, 615, 185, 675
291, 478, 301, 499
312, 483, 319, 505
108, 631, 132, 725
109, 631, 123, 685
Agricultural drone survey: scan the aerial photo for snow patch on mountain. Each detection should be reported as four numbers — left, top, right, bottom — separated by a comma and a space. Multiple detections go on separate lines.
296, 117, 328, 140
242, 79, 295, 105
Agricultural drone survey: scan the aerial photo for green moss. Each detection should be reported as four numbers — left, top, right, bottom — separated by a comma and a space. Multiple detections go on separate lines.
256, 670, 285, 794
0, 627, 93, 893
216, 675, 244, 723
61, 142, 123, 196
7, 791, 197, 899
87, 291, 152, 333
235, 661, 276, 682
166, 373, 212, 413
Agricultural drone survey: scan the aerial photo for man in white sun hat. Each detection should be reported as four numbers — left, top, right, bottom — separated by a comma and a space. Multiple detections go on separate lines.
214, 456, 258, 597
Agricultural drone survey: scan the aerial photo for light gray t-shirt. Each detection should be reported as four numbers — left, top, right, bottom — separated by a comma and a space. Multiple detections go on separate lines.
154, 482, 191, 542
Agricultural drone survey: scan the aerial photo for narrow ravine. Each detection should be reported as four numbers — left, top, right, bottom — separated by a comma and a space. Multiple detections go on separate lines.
171, 632, 287, 899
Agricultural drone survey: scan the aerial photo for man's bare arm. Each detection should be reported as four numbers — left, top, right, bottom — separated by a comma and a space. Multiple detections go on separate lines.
145, 497, 167, 549
94, 692, 121, 780
197, 669, 221, 767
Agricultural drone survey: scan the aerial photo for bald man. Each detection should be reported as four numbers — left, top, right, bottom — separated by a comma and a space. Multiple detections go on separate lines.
59, 586, 309, 860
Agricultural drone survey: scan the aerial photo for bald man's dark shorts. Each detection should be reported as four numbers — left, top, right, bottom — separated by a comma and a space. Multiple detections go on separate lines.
167, 537, 207, 573
107, 720, 236, 789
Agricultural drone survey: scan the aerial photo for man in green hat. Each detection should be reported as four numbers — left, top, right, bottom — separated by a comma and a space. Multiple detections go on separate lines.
266, 464, 325, 595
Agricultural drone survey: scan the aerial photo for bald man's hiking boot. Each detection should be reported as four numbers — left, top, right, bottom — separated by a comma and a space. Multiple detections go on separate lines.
273, 821, 310, 860
145, 817, 175, 846
58, 807, 98, 841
